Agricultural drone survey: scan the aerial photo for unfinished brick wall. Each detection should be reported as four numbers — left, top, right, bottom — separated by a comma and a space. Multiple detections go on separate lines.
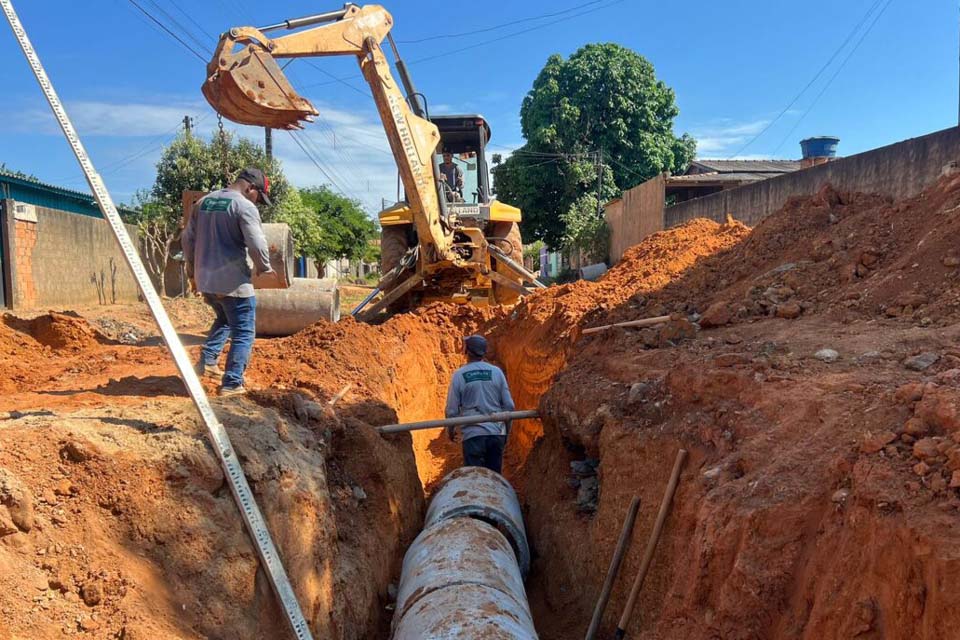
1, 200, 140, 310
13, 219, 38, 308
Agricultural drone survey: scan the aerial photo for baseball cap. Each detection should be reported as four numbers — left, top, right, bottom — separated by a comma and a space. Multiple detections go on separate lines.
464, 334, 487, 357
237, 167, 273, 206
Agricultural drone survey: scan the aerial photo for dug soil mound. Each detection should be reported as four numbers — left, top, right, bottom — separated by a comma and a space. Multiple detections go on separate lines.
519, 174, 960, 639
0, 396, 422, 639
4, 312, 106, 352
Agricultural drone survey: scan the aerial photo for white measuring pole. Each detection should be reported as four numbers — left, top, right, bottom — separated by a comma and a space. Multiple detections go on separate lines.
0, 3, 314, 638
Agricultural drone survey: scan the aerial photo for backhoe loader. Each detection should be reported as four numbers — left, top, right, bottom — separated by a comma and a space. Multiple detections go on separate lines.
201, 3, 544, 318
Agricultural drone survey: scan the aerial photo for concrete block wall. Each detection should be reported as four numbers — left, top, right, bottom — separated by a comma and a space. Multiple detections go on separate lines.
665, 126, 960, 228
1, 200, 141, 309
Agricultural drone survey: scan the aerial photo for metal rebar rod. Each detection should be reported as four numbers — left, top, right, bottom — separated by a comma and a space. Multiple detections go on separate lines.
584, 495, 642, 640
377, 410, 540, 434
1, 2, 313, 637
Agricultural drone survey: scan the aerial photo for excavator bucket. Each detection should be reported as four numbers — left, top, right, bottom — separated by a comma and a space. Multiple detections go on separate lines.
202, 35, 318, 129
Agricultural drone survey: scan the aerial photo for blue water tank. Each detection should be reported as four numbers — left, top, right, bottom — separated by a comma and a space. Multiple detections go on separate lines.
800, 136, 840, 159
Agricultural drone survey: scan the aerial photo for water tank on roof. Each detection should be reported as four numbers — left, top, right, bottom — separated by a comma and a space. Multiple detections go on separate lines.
800, 136, 840, 159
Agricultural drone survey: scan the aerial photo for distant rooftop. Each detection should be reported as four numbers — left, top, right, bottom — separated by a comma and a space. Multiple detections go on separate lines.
668, 171, 785, 184
688, 159, 803, 174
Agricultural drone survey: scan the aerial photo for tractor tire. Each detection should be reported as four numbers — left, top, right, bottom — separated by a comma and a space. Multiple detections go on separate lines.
380, 224, 411, 278
489, 221, 524, 305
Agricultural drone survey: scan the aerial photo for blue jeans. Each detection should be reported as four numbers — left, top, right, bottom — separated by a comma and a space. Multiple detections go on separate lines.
200, 294, 256, 388
462, 435, 506, 474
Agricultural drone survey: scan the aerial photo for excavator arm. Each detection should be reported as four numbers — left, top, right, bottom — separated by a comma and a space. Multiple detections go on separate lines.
202, 4, 452, 262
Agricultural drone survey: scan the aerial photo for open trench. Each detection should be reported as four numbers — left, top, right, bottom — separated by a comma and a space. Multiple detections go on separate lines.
9, 178, 960, 638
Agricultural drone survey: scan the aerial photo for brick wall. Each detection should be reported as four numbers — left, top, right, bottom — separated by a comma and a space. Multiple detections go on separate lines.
13, 219, 38, 307
1, 200, 141, 309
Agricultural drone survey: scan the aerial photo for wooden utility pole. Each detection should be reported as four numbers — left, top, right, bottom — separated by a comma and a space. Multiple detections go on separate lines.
265, 127, 273, 160
182, 115, 193, 138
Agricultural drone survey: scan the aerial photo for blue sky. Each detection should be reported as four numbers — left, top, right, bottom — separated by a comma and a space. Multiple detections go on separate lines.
1, 0, 956, 212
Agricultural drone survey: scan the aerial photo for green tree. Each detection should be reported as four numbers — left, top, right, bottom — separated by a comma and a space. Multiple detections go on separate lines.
151, 130, 290, 221
493, 43, 696, 249
290, 186, 378, 266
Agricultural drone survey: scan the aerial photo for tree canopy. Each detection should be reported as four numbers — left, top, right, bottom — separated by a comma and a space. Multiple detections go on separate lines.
492, 43, 696, 250
276, 186, 378, 266
149, 130, 290, 221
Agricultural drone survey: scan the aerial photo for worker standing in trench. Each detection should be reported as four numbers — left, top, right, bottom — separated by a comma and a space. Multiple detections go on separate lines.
182, 167, 275, 397
444, 335, 515, 473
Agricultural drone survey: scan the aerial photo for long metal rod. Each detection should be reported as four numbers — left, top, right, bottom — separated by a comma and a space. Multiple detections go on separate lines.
489, 245, 547, 288
584, 495, 641, 640
350, 286, 381, 317
614, 449, 687, 640
257, 7, 350, 33
378, 410, 540, 434
0, 4, 314, 638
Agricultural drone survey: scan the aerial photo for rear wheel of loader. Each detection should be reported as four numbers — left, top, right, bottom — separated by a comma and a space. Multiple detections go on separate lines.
378, 224, 413, 312
489, 222, 524, 305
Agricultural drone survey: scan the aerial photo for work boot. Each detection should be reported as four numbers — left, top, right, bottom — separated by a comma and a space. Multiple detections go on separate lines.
196, 361, 223, 379
218, 385, 247, 398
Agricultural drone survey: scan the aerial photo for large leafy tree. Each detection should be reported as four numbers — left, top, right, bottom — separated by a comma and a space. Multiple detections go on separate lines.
290, 186, 378, 266
493, 43, 696, 250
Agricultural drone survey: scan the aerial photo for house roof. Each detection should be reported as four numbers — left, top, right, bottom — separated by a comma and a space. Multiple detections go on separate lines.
689, 159, 802, 174
0, 167, 136, 218
668, 171, 774, 184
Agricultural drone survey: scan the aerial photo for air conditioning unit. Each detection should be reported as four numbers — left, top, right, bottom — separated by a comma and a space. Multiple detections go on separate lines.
13, 202, 37, 223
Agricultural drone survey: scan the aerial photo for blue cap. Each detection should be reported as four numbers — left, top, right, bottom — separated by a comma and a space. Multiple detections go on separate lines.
464, 334, 487, 357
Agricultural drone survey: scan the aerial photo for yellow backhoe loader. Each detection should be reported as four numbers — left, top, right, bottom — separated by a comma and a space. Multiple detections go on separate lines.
201, 3, 544, 318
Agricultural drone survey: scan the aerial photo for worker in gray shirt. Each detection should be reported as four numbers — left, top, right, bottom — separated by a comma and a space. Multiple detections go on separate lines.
182, 167, 275, 397
445, 334, 515, 473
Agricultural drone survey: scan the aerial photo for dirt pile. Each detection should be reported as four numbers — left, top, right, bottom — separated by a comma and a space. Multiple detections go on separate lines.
488, 217, 749, 471
518, 175, 960, 639
599, 173, 960, 329
0, 396, 423, 639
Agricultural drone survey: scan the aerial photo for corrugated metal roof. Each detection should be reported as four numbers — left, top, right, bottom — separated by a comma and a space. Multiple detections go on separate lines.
0, 168, 136, 218
668, 172, 769, 184
690, 159, 802, 173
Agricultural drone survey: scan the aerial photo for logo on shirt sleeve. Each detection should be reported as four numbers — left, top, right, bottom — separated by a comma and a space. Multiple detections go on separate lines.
462, 370, 493, 383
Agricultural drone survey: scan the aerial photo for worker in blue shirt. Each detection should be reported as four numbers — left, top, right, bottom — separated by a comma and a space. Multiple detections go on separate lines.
444, 334, 515, 473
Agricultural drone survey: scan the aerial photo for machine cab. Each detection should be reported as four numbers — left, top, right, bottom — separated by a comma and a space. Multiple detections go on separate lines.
378, 113, 520, 228
431, 114, 519, 225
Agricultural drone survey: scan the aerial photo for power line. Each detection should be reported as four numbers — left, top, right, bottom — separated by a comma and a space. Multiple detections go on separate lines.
410, 0, 625, 65
772, 0, 896, 155
125, 0, 208, 62
166, 0, 217, 41
303, 60, 371, 98
395, 0, 606, 44
729, 0, 886, 158
144, 0, 211, 55
299, 0, 624, 90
